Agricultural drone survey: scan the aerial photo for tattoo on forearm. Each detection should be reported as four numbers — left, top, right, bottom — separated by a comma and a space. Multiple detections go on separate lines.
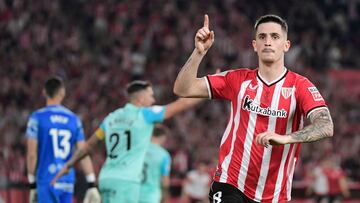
290, 108, 333, 143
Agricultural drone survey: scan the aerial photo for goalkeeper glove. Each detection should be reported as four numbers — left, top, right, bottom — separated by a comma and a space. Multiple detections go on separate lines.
28, 174, 37, 203
83, 173, 101, 203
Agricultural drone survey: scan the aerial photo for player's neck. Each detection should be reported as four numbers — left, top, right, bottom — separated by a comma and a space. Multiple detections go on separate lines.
151, 140, 164, 147
46, 98, 62, 106
130, 101, 143, 107
151, 140, 160, 145
258, 61, 286, 84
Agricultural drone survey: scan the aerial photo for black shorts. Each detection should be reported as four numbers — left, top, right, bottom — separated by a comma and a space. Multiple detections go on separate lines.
209, 181, 258, 203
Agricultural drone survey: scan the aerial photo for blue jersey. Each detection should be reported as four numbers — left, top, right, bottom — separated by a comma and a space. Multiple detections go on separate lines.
26, 105, 85, 184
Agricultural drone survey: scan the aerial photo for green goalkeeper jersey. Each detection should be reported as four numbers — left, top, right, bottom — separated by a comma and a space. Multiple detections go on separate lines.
139, 143, 171, 203
96, 103, 165, 183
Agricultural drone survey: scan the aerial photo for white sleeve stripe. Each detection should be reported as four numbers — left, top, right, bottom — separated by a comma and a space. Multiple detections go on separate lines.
306, 106, 328, 118
203, 77, 212, 99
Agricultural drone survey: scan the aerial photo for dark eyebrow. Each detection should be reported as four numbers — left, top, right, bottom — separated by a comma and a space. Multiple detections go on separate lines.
257, 32, 281, 38
270, 33, 280, 37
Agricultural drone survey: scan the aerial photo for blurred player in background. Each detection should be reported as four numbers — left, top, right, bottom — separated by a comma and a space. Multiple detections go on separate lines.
52, 80, 202, 203
307, 155, 350, 203
174, 14, 334, 202
26, 76, 100, 203
139, 124, 171, 203
183, 162, 211, 203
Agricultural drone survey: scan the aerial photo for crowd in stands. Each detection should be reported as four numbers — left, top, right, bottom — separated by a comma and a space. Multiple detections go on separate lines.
0, 0, 359, 199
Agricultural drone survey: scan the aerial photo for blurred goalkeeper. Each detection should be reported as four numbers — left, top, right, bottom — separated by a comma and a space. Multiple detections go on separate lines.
52, 80, 202, 202
26, 76, 100, 203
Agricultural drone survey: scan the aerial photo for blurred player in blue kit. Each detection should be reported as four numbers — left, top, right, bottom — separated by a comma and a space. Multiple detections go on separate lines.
52, 80, 202, 203
26, 76, 100, 203
139, 124, 171, 203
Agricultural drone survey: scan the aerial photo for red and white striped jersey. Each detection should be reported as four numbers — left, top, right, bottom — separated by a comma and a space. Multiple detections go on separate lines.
205, 68, 327, 202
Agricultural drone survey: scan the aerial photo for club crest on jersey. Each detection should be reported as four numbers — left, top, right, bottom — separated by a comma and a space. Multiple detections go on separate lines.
308, 87, 324, 101
281, 87, 293, 99
242, 95, 287, 118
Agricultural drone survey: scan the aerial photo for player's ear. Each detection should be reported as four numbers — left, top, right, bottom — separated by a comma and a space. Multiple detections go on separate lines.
42, 89, 47, 98
134, 92, 144, 104
59, 87, 66, 98
252, 40, 257, 52
284, 40, 290, 52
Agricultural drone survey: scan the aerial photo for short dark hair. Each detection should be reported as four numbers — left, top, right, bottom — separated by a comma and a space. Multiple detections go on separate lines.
153, 124, 168, 138
126, 80, 151, 95
254, 14, 288, 34
44, 76, 64, 98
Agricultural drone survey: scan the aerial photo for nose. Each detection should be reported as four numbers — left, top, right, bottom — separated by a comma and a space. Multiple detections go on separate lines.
265, 36, 272, 46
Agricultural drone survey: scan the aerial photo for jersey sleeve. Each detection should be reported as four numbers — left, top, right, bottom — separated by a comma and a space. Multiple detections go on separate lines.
160, 153, 171, 176
75, 117, 85, 142
297, 78, 327, 118
205, 70, 240, 100
141, 105, 165, 123
26, 113, 39, 140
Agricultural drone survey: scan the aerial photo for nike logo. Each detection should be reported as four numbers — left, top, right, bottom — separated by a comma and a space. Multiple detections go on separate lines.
249, 84, 258, 90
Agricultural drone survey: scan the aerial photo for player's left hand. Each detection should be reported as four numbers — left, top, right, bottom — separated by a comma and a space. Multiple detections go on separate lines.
51, 164, 70, 185
256, 131, 290, 147
84, 187, 101, 203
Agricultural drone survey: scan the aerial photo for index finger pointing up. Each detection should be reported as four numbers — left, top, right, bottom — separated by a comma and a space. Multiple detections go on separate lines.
204, 14, 209, 28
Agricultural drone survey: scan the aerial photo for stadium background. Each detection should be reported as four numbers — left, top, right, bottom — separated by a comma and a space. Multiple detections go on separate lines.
0, 0, 359, 202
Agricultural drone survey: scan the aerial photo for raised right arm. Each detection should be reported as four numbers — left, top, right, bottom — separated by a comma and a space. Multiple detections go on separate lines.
173, 14, 215, 98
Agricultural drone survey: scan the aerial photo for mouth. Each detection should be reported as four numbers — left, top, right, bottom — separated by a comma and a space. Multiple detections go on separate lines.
262, 49, 275, 53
